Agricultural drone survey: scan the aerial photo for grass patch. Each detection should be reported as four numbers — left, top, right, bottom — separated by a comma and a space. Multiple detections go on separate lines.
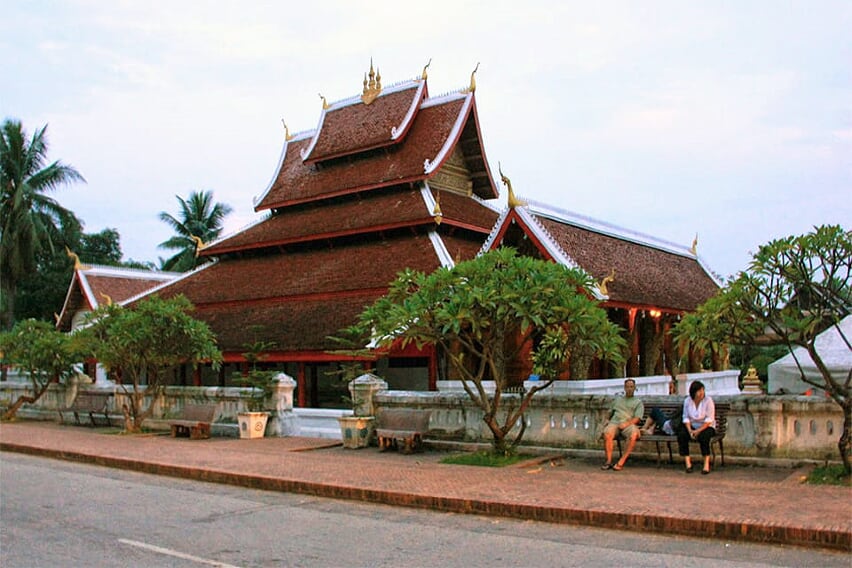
806, 464, 851, 486
441, 450, 532, 467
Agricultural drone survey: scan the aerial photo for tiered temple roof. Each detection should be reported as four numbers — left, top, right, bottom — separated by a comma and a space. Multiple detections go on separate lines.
142, 64, 501, 355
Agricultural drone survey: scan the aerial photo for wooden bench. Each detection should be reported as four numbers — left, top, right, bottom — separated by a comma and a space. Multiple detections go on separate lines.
617, 401, 730, 467
169, 404, 218, 439
376, 408, 432, 454
58, 392, 113, 426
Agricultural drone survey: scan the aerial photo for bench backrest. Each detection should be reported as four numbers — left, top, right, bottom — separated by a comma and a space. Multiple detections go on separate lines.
641, 401, 729, 436
377, 408, 431, 431
70, 392, 112, 410
177, 403, 218, 423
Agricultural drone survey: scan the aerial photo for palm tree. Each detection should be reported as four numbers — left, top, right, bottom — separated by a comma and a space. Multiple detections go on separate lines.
0, 119, 85, 329
158, 190, 233, 272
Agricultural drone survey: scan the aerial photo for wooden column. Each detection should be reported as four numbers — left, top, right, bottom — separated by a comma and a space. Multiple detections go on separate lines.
627, 308, 640, 377
428, 345, 438, 391
297, 362, 306, 408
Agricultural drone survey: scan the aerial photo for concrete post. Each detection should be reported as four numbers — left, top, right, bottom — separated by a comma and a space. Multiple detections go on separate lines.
349, 373, 388, 417
267, 373, 297, 436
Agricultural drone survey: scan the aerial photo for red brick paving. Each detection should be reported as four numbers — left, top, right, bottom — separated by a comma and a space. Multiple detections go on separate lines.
1, 421, 850, 551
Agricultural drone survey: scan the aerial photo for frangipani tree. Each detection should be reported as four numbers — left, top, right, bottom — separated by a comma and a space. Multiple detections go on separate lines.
676, 225, 851, 473
81, 295, 222, 432
350, 248, 626, 454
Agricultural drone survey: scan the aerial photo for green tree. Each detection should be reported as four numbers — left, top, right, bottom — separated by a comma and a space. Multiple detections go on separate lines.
349, 248, 626, 454
0, 319, 84, 420
158, 190, 232, 272
80, 295, 222, 432
0, 119, 85, 329
677, 225, 851, 474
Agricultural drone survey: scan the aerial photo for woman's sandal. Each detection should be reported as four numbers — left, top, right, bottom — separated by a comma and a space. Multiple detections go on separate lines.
685, 466, 694, 473
613, 463, 624, 471
701, 469, 711, 475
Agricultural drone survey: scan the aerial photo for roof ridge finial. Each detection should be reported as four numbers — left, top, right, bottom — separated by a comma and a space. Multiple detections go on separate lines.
362, 58, 383, 105
65, 246, 88, 270
462, 62, 479, 94
281, 119, 293, 141
421, 58, 432, 81
498, 162, 526, 209
318, 93, 329, 110
690, 233, 698, 255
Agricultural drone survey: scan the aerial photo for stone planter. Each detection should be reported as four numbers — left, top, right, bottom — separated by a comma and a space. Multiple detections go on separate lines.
338, 415, 375, 449
237, 411, 269, 439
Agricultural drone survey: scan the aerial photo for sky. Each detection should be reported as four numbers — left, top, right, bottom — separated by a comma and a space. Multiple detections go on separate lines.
2, 1, 850, 279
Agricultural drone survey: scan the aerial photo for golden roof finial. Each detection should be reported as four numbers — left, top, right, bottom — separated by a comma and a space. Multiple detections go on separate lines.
99, 292, 113, 306
432, 188, 443, 225
318, 93, 329, 110
54, 312, 61, 325
190, 235, 205, 257
597, 269, 616, 296
361, 58, 383, 105
462, 62, 479, 94
65, 246, 87, 270
421, 58, 432, 81
498, 162, 526, 209
690, 234, 698, 255
281, 119, 293, 141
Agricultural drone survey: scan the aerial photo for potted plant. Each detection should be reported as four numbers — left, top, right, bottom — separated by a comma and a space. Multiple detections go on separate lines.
235, 340, 276, 439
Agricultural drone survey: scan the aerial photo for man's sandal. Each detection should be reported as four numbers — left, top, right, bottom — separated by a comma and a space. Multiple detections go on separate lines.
613, 463, 624, 471
601, 463, 613, 470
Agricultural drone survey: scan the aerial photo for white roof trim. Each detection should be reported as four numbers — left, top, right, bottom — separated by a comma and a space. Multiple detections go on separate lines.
78, 265, 180, 280
526, 198, 697, 259
420, 90, 468, 109
254, 131, 314, 209
420, 182, 437, 216
428, 230, 455, 268
423, 92, 472, 174
119, 260, 219, 306
79, 272, 98, 310
391, 80, 426, 140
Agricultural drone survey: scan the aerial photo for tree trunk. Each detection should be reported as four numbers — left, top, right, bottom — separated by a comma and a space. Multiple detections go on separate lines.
840, 401, 851, 475
0, 280, 16, 331
2, 379, 50, 420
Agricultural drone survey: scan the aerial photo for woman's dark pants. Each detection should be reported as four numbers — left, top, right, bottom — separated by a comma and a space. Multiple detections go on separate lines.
677, 427, 717, 457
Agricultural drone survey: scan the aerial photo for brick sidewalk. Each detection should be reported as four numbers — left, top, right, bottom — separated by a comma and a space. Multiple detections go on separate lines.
1, 421, 850, 551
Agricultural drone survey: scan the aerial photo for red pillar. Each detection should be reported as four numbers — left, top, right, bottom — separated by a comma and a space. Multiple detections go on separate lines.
297, 362, 306, 408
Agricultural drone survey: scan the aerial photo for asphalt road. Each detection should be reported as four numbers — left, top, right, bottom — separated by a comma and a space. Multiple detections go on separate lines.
1, 453, 847, 567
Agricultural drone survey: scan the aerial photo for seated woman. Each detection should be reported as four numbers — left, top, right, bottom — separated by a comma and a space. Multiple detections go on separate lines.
678, 380, 717, 475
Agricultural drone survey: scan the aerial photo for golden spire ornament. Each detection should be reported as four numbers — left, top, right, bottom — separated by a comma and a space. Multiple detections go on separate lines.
432, 189, 443, 225
361, 59, 383, 105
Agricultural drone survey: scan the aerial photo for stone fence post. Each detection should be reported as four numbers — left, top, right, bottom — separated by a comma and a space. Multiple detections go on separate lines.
267, 373, 297, 436
349, 373, 388, 417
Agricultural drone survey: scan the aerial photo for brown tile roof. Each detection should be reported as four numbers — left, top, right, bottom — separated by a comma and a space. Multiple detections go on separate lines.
533, 215, 719, 311
203, 187, 499, 255
159, 234, 448, 307
194, 293, 379, 352
255, 93, 497, 210
302, 82, 425, 163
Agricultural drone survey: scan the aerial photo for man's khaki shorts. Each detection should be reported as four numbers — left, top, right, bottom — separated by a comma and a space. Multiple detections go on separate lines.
604, 421, 639, 439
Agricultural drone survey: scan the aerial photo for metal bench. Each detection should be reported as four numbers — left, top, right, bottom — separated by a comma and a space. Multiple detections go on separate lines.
376, 408, 431, 454
617, 401, 730, 467
168, 404, 218, 439
58, 391, 113, 426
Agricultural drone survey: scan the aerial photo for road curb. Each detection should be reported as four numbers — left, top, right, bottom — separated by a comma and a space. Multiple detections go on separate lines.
2, 441, 849, 551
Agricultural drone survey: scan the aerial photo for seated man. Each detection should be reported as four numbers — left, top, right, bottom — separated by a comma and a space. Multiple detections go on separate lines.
601, 378, 644, 471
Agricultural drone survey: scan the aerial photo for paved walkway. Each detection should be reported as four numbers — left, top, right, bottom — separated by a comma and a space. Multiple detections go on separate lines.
1, 421, 850, 551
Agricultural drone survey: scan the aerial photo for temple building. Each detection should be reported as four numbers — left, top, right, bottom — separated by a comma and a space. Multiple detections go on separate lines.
119, 62, 719, 406
134, 63, 502, 406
